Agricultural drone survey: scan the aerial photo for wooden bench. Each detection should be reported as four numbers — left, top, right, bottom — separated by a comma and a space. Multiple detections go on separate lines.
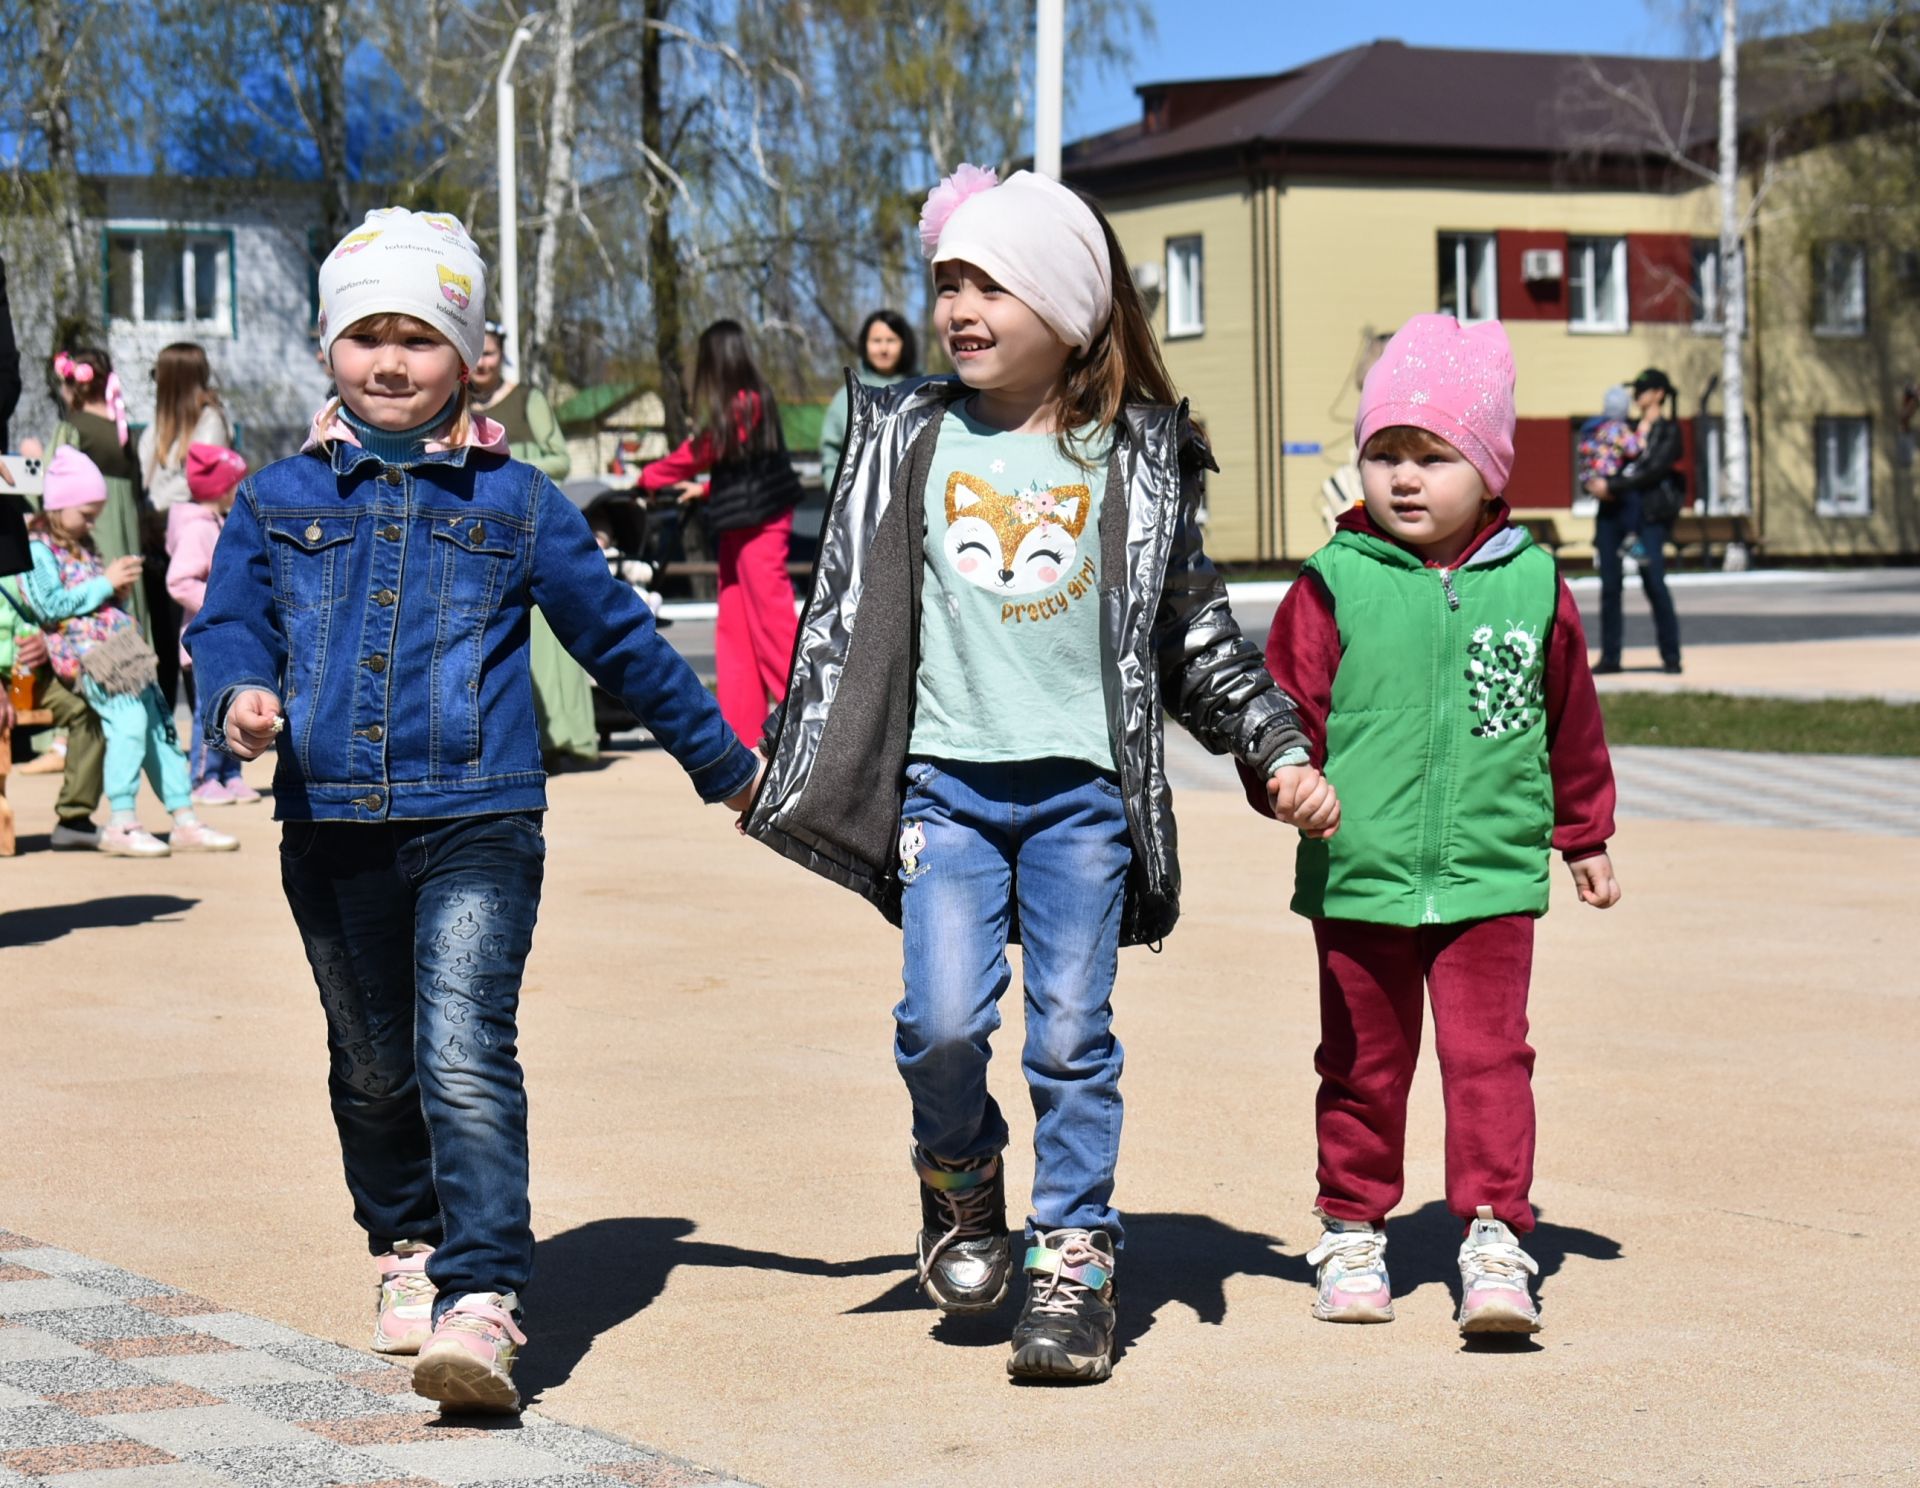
0, 704, 55, 857
1519, 517, 1567, 555
1667, 513, 1765, 567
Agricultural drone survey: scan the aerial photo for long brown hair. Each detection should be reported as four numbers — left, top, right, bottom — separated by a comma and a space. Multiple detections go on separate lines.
152, 343, 223, 466
1050, 195, 1178, 468
689, 320, 781, 463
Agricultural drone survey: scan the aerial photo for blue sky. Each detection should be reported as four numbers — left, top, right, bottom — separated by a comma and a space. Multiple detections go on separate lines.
1067, 0, 1703, 139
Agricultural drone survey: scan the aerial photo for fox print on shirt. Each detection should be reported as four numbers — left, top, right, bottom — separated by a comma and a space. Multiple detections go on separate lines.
941, 471, 1090, 596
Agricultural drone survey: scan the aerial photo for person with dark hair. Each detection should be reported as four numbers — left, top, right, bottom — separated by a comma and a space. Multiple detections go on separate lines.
819, 309, 920, 492
1585, 367, 1684, 674
0, 257, 21, 451
639, 319, 803, 742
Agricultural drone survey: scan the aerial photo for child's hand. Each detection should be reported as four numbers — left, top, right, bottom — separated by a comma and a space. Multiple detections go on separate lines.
105, 555, 143, 593
724, 764, 764, 832
1568, 853, 1620, 908
1269, 764, 1340, 839
225, 689, 283, 759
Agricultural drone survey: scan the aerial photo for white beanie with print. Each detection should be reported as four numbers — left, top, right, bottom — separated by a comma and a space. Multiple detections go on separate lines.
317, 208, 489, 371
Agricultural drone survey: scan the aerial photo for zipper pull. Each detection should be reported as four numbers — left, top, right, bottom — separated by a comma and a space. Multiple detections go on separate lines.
1440, 569, 1460, 610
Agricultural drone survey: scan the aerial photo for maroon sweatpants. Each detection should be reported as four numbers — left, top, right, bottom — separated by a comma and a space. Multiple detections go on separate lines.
1312, 914, 1537, 1234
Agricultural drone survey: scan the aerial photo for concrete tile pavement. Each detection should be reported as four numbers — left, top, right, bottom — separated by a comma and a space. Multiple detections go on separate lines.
4, 640, 1919, 1486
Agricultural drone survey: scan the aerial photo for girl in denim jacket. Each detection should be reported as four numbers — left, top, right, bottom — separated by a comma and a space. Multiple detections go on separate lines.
189, 209, 760, 1415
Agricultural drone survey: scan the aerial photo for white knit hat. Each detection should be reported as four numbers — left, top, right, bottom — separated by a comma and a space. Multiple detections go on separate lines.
920, 167, 1114, 353
317, 208, 489, 371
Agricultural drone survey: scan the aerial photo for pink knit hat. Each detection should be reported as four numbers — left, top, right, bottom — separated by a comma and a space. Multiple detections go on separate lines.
42, 446, 107, 511
1355, 314, 1517, 494
186, 443, 248, 502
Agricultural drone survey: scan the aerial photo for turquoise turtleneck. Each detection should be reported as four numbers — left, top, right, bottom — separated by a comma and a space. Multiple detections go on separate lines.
338, 393, 460, 465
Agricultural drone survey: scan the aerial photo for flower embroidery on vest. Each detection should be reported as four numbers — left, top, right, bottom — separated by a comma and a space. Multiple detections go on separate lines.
1464, 621, 1544, 738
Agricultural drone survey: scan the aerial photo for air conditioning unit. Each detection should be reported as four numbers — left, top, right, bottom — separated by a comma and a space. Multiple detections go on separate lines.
1131, 261, 1164, 296
1521, 249, 1564, 283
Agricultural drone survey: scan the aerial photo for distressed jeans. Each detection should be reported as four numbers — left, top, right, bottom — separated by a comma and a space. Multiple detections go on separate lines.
280, 812, 545, 1317
893, 758, 1133, 1244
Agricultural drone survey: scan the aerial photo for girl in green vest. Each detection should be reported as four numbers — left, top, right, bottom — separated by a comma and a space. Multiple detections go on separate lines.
1251, 314, 1619, 1338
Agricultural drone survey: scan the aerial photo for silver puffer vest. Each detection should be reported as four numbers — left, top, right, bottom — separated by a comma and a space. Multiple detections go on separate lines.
744, 377, 1305, 946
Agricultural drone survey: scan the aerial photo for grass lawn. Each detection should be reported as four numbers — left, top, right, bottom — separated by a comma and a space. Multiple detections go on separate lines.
1599, 691, 1920, 756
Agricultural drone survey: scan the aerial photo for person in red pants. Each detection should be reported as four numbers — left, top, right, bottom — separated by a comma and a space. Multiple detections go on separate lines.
641, 321, 802, 745
1246, 313, 1620, 1337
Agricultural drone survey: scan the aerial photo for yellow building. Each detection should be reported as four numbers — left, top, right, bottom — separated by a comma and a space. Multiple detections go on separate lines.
1064, 41, 1920, 562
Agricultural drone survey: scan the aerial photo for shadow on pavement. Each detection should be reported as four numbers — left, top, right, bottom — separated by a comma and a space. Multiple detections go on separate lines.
1384, 1200, 1624, 1354
0, 894, 199, 948
517, 1216, 906, 1400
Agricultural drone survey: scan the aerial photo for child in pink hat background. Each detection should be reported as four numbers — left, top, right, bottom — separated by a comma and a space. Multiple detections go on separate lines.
1247, 313, 1619, 1338
167, 443, 257, 806
21, 446, 238, 856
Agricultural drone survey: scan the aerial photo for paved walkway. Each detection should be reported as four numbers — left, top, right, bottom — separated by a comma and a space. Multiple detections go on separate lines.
0, 1229, 751, 1488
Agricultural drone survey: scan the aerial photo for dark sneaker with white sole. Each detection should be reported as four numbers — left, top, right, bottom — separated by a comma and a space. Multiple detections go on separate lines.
914, 1148, 1012, 1313
1007, 1227, 1117, 1383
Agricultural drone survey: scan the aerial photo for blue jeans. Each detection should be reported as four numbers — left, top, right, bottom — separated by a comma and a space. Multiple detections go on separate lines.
894, 758, 1133, 1244
280, 812, 545, 1317
1595, 502, 1681, 667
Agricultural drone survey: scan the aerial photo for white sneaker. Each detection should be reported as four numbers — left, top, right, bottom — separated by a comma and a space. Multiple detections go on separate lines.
1304, 1211, 1393, 1323
1457, 1205, 1541, 1335
100, 823, 170, 858
171, 820, 239, 852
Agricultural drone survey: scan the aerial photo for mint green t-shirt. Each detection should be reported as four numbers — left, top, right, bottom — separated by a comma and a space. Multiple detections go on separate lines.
910, 405, 1114, 770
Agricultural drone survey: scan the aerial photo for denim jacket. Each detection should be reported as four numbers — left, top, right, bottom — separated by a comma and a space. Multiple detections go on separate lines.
186, 438, 756, 821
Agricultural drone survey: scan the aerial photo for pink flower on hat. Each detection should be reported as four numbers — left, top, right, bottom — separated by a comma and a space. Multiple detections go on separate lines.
919, 163, 1000, 260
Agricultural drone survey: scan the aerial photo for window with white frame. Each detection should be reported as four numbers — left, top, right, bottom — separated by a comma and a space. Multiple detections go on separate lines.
1692, 415, 1754, 513
1165, 236, 1203, 337
1814, 242, 1867, 335
1814, 417, 1871, 517
1437, 232, 1497, 323
1568, 236, 1628, 331
1691, 239, 1723, 330
104, 230, 234, 335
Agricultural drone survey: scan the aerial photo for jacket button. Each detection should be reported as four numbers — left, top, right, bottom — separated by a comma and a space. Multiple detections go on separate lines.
374, 588, 395, 606
357, 724, 384, 742
367, 654, 387, 673
358, 792, 382, 809
304, 522, 323, 542
382, 468, 403, 485
380, 523, 402, 540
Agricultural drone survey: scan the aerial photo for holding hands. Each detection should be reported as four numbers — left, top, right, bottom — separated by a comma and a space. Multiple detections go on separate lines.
1269, 763, 1340, 839
225, 688, 284, 759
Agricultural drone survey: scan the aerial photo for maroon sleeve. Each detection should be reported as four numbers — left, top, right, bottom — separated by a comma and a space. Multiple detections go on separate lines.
638, 430, 718, 491
1545, 577, 1616, 860
1238, 573, 1342, 817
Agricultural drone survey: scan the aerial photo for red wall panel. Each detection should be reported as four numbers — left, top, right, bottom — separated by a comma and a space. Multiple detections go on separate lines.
1497, 230, 1569, 321
1628, 233, 1695, 324
1508, 417, 1575, 508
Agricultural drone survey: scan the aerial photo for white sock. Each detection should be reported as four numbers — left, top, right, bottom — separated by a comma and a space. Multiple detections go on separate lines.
110, 809, 138, 828
172, 809, 201, 828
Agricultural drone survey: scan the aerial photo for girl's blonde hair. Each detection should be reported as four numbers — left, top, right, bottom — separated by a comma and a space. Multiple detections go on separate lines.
26, 507, 95, 556
1360, 425, 1465, 463
152, 343, 223, 466
1049, 195, 1178, 468
325, 312, 473, 444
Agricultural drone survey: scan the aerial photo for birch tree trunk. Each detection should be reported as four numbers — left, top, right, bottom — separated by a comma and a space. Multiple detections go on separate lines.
31, 0, 93, 335
314, 0, 353, 246
529, 0, 578, 390
641, 0, 688, 445
1717, 0, 1753, 569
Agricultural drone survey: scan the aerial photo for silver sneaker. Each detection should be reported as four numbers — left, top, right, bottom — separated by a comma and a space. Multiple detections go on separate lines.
1457, 1205, 1541, 1335
1304, 1210, 1393, 1323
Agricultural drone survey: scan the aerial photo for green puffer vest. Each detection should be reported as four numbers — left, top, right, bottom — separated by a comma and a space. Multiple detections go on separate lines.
1293, 524, 1560, 927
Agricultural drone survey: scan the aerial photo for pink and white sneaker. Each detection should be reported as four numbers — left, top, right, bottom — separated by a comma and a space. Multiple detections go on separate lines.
371, 1241, 436, 1355
100, 822, 169, 858
1457, 1206, 1542, 1335
1304, 1211, 1394, 1323
191, 780, 237, 807
223, 779, 263, 805
170, 820, 239, 852
412, 1292, 526, 1413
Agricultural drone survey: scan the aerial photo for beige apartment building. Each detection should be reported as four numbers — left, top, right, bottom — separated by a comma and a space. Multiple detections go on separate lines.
1064, 40, 1920, 563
